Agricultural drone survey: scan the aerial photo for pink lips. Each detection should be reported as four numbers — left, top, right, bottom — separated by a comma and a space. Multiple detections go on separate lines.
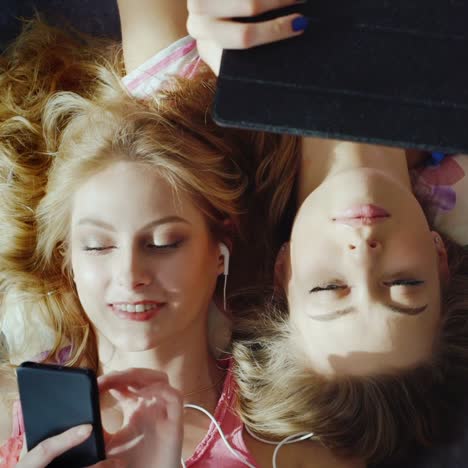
333, 204, 391, 226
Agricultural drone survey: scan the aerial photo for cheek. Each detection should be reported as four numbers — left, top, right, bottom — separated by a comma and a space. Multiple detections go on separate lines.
158, 246, 219, 292
291, 235, 339, 279
72, 254, 109, 303
392, 235, 434, 270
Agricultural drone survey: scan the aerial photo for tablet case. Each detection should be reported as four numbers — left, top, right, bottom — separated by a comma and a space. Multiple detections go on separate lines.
214, 1, 468, 154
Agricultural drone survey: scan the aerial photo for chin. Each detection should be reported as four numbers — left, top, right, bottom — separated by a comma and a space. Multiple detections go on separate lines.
112, 335, 159, 352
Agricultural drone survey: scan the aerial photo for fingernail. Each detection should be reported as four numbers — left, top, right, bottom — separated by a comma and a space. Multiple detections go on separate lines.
292, 16, 309, 32
76, 424, 93, 437
431, 152, 446, 165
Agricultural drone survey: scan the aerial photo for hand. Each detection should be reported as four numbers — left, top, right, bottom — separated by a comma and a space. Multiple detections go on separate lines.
16, 424, 125, 468
187, 0, 309, 74
98, 368, 183, 468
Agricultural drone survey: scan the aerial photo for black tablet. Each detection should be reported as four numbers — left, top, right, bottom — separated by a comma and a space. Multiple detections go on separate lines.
214, 0, 468, 154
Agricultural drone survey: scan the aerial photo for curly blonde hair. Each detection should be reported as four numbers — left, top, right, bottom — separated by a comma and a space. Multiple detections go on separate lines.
0, 19, 124, 369
0, 20, 256, 376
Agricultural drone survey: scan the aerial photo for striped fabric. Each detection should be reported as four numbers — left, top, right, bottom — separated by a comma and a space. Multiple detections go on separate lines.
122, 35, 201, 98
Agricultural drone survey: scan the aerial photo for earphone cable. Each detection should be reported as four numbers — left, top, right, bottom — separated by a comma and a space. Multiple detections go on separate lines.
181, 404, 315, 468
182, 403, 256, 468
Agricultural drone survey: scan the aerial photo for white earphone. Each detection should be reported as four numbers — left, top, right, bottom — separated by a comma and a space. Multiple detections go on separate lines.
219, 243, 230, 311
219, 242, 230, 276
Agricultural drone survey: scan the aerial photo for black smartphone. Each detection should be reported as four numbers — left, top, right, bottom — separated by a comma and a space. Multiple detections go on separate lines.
214, 0, 468, 154
17, 361, 106, 468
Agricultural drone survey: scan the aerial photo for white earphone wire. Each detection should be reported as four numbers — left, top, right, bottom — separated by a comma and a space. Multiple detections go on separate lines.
223, 274, 227, 311
271, 432, 315, 468
244, 424, 314, 446
181, 404, 315, 468
182, 404, 256, 468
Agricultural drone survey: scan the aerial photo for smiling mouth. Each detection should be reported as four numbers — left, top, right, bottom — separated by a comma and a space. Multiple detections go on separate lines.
111, 303, 162, 313
108, 302, 165, 322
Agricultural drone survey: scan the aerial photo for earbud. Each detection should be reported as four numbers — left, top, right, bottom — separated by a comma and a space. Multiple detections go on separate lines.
219, 242, 230, 276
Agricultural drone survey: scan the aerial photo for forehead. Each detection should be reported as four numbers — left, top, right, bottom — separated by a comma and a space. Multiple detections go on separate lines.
293, 301, 441, 376
70, 161, 201, 227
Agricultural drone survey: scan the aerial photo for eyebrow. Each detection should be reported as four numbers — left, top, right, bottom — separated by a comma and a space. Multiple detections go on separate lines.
309, 304, 429, 321
76, 216, 190, 231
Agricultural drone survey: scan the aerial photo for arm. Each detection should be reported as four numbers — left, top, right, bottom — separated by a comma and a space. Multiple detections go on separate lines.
0, 374, 16, 445
117, 0, 188, 73
0, 399, 13, 446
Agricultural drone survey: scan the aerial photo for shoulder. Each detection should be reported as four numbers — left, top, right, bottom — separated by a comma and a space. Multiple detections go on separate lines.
244, 431, 364, 468
278, 440, 365, 468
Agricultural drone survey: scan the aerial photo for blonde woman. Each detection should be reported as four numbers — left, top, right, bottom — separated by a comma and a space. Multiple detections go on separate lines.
0, 8, 360, 468
183, 1, 468, 466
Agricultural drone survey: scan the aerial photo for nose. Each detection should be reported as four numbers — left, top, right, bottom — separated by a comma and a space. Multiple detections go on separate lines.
116, 247, 153, 289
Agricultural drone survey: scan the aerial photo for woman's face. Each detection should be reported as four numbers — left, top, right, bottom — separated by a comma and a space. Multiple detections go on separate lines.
69, 161, 222, 352
281, 166, 449, 376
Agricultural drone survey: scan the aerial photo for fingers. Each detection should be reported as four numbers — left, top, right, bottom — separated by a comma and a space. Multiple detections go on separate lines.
139, 383, 183, 424
123, 382, 183, 426
98, 368, 169, 394
188, 0, 301, 18
18, 424, 92, 468
188, 13, 307, 50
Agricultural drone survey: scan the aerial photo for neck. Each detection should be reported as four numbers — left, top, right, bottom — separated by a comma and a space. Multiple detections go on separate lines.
96, 315, 224, 407
298, 137, 413, 204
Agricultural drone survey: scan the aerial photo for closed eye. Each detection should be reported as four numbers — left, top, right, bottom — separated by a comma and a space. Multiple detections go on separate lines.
83, 240, 183, 253
83, 246, 114, 252
386, 280, 425, 286
309, 284, 347, 293
148, 240, 183, 250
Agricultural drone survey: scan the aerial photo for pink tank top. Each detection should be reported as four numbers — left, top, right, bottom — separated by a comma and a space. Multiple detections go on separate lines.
0, 359, 258, 468
184, 359, 258, 467
0, 400, 24, 467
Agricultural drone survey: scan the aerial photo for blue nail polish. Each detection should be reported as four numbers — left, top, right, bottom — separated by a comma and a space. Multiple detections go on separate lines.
292, 16, 309, 32
430, 152, 446, 165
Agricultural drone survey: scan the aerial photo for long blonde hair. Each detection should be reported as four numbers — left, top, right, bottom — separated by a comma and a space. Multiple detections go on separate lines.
0, 19, 123, 370
0, 20, 254, 376
232, 221, 468, 463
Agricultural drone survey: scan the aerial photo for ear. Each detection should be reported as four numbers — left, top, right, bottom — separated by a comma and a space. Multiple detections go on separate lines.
431, 231, 450, 286
274, 242, 290, 290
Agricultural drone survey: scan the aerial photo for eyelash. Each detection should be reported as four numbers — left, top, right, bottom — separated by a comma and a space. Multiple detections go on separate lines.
310, 284, 345, 293
387, 279, 424, 286
310, 280, 424, 293
83, 241, 183, 252
149, 241, 183, 250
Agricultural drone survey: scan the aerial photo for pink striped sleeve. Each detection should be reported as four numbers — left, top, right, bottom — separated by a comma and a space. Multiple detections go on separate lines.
122, 36, 202, 98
